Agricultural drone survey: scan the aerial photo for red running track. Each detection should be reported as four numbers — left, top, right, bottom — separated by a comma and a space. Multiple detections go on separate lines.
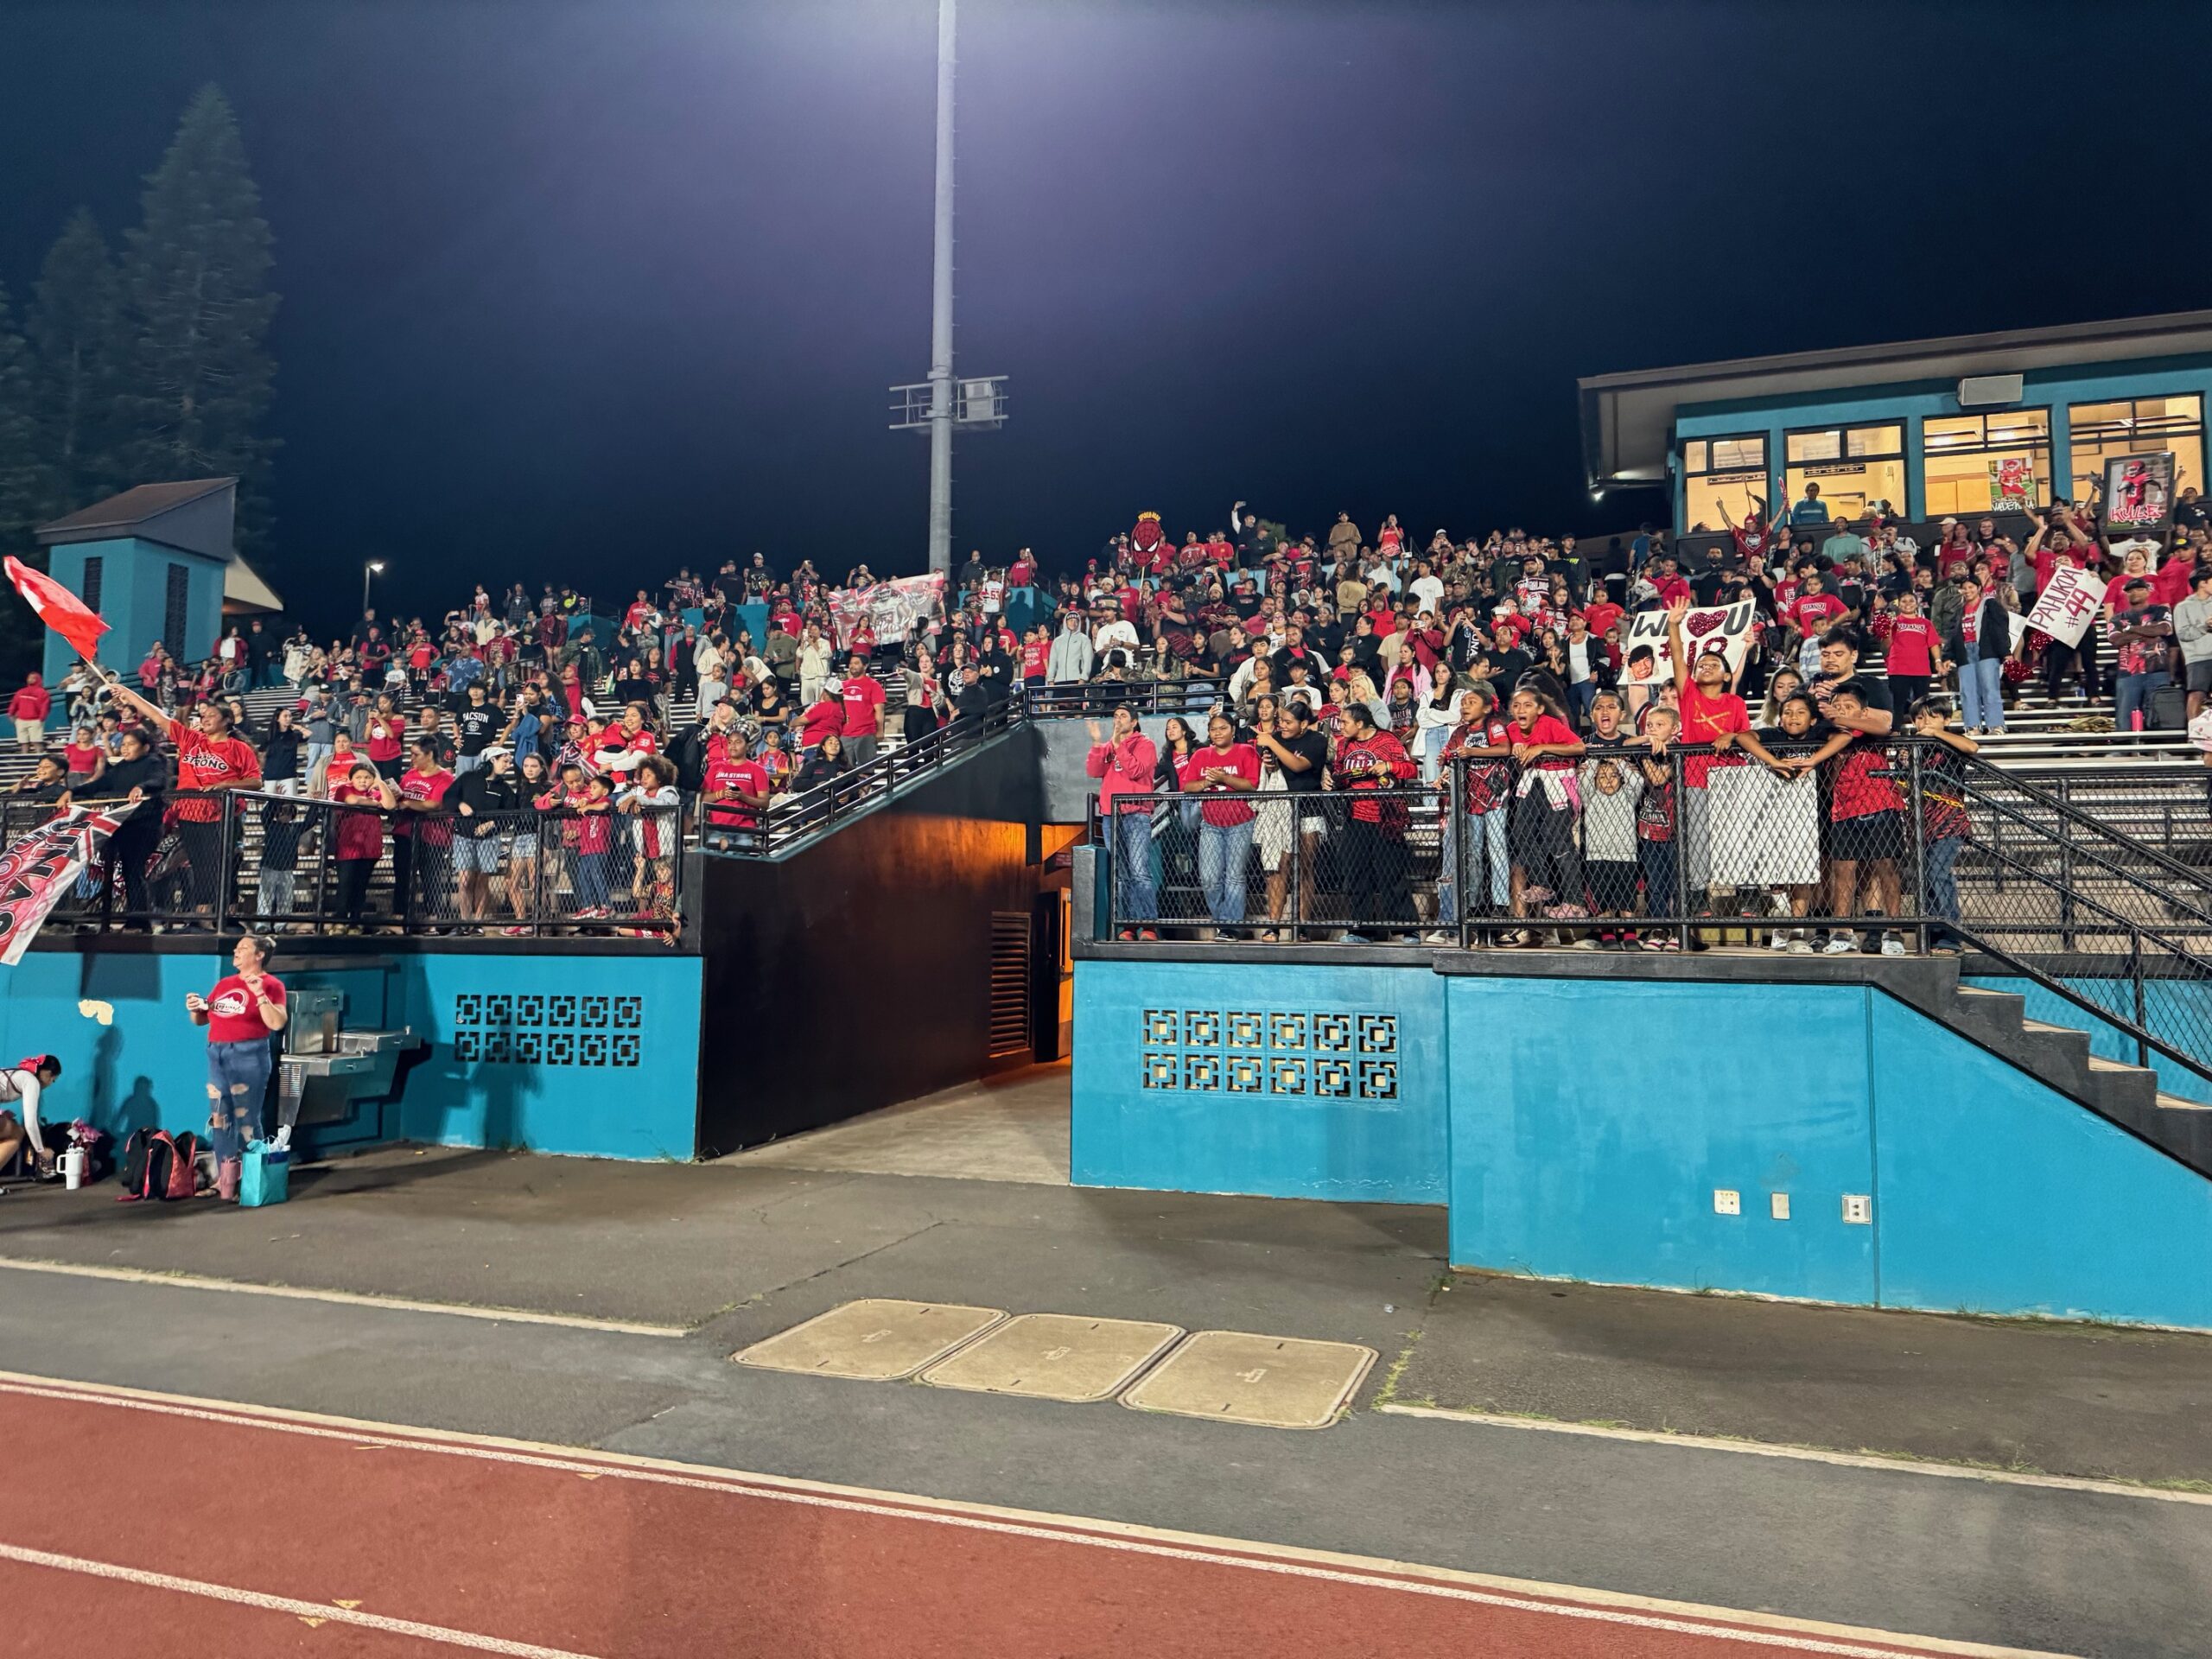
0, 1372, 2051, 1659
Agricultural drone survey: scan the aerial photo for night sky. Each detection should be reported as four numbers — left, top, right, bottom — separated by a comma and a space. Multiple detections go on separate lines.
8, 0, 2212, 632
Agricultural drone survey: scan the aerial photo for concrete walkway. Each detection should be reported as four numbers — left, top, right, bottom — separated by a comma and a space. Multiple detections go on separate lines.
722, 1062, 1071, 1185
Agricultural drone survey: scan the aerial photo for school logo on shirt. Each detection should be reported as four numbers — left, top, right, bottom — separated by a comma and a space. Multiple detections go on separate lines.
211, 989, 250, 1020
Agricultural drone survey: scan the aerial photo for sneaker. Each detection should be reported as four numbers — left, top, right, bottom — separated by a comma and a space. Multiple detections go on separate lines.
1823, 933, 1857, 955
1137, 929, 1158, 941
1571, 937, 1602, 950
1786, 933, 1816, 955
1118, 929, 1137, 942
1769, 931, 1792, 951
1640, 934, 1669, 951
1880, 932, 1907, 957
1423, 930, 1456, 945
1341, 932, 1371, 944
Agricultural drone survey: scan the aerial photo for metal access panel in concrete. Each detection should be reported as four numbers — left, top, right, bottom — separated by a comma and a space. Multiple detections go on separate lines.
733, 1300, 1005, 1381
1122, 1331, 1376, 1429
920, 1313, 1184, 1403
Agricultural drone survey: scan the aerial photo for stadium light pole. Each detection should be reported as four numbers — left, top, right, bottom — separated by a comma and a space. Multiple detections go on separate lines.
925, 0, 956, 575
890, 0, 1004, 575
363, 560, 385, 614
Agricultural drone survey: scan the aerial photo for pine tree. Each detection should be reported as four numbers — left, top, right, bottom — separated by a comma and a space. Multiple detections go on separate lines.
117, 84, 280, 553
28, 207, 124, 522
0, 283, 46, 678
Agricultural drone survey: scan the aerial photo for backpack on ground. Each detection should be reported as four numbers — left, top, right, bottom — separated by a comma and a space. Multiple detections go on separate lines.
118, 1128, 203, 1202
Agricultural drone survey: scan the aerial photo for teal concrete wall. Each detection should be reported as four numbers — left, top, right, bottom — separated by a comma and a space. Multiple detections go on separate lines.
1072, 958, 1446, 1203
1446, 980, 1878, 1304
396, 955, 700, 1161
1072, 958, 2212, 1326
41, 536, 227, 687
1672, 353, 2212, 528
0, 947, 701, 1164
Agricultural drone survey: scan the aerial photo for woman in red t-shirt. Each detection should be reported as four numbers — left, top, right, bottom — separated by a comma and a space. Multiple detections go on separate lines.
1503, 686, 1586, 941
184, 933, 289, 1200
1175, 712, 1260, 932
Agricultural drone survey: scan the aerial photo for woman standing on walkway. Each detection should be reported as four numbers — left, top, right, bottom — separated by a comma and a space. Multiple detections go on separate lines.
1175, 711, 1260, 937
185, 935, 287, 1202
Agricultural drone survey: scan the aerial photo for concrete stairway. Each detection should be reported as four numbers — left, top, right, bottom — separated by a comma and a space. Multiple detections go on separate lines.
1941, 981, 2212, 1175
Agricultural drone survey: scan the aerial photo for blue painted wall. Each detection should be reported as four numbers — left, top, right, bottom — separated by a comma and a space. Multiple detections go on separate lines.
396, 954, 700, 1161
41, 536, 227, 689
0, 947, 701, 1164
1672, 353, 2212, 528
1072, 958, 1446, 1203
1073, 958, 2212, 1326
1446, 980, 1878, 1304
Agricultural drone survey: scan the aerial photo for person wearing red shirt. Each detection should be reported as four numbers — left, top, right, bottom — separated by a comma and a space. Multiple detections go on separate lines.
1784, 577, 1848, 640
1582, 598, 1624, 644
394, 739, 457, 925
107, 677, 263, 924
184, 933, 288, 1201
8, 673, 51, 752
1436, 683, 1514, 933
1085, 706, 1160, 939
1497, 686, 1586, 942
798, 691, 844, 759
1666, 596, 1751, 938
1650, 561, 1692, 609
1883, 590, 1942, 708
1335, 702, 1421, 941
1176, 712, 1261, 934
1802, 682, 1907, 956
836, 655, 887, 766
702, 743, 772, 851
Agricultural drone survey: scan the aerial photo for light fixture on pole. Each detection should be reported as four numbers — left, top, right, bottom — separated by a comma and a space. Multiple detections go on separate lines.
890, 0, 1006, 575
363, 560, 385, 613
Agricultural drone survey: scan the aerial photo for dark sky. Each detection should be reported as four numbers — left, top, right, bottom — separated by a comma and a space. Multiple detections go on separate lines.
8, 0, 2212, 632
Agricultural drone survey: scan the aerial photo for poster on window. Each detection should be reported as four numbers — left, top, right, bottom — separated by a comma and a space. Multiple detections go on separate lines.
1988, 454, 2037, 511
2102, 451, 2176, 532
2024, 562, 2105, 648
1619, 599, 1757, 713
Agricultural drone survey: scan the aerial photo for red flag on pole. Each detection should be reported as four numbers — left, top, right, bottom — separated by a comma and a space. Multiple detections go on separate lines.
3, 555, 109, 662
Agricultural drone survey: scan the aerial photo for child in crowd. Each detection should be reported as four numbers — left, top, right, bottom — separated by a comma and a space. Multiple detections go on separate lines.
1578, 752, 1643, 950
1912, 699, 1980, 951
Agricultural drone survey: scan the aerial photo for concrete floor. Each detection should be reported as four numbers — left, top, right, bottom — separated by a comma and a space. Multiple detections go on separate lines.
4, 1088, 2212, 1656
721, 1061, 1072, 1185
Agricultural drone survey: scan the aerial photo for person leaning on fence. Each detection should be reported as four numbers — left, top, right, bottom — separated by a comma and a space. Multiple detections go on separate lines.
1334, 702, 1419, 944
1501, 685, 1586, 946
1800, 680, 1908, 957
452, 746, 520, 925
1911, 700, 1980, 952
1434, 683, 1512, 943
1088, 707, 1160, 941
1634, 706, 1681, 950
1726, 693, 1827, 950
1253, 696, 1329, 941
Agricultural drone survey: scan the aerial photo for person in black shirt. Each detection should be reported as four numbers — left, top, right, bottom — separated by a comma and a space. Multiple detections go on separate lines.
77, 728, 168, 928
1252, 698, 1329, 937
452, 747, 520, 924
451, 683, 501, 774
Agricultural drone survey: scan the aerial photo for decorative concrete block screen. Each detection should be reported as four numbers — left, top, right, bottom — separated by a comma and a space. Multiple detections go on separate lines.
449, 993, 645, 1067
1140, 1007, 1400, 1103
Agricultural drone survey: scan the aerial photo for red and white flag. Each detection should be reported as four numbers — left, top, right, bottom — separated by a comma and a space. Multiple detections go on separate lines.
0, 804, 131, 967
3, 555, 110, 662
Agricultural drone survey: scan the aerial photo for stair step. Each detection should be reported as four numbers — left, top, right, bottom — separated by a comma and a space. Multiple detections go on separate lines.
2087, 1056, 2155, 1077
2156, 1093, 2212, 1114
2020, 1020, 2076, 1033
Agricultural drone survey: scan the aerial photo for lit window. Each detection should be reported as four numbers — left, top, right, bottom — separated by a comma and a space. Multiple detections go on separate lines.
1680, 433, 1769, 531
1783, 424, 1904, 522
2068, 396, 2203, 510
1923, 410, 2051, 517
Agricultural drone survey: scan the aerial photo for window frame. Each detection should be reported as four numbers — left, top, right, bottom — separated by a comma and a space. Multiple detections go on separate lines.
1920, 406, 2054, 516
1678, 430, 1772, 531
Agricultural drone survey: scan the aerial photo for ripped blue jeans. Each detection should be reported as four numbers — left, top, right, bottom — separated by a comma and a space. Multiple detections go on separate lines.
207, 1039, 272, 1163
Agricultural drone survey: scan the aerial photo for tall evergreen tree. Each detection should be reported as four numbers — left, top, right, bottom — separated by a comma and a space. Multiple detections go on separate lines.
0, 283, 46, 677
117, 84, 280, 553
28, 207, 124, 523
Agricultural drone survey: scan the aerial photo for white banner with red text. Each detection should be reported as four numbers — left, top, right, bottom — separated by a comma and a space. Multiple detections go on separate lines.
0, 804, 134, 966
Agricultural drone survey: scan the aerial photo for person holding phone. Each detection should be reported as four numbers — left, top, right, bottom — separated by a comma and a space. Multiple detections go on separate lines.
185, 934, 288, 1202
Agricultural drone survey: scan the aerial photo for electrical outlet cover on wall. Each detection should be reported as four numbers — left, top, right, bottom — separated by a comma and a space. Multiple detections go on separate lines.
1713, 1189, 1741, 1216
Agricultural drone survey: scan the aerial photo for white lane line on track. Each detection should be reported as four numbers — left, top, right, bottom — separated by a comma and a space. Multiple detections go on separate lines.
0, 1374, 2067, 1659
0, 1541, 604, 1658
0, 1256, 686, 1338
1375, 1402, 2212, 1508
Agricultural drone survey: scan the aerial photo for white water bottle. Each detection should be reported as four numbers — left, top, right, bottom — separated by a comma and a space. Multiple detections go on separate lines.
59, 1147, 85, 1191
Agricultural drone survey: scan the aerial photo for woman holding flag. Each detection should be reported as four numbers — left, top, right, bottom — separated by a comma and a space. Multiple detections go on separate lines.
99, 677, 262, 924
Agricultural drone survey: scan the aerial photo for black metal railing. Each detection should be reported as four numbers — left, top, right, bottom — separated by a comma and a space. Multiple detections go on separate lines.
1, 786, 684, 940
695, 699, 1023, 858
1090, 739, 2212, 1088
